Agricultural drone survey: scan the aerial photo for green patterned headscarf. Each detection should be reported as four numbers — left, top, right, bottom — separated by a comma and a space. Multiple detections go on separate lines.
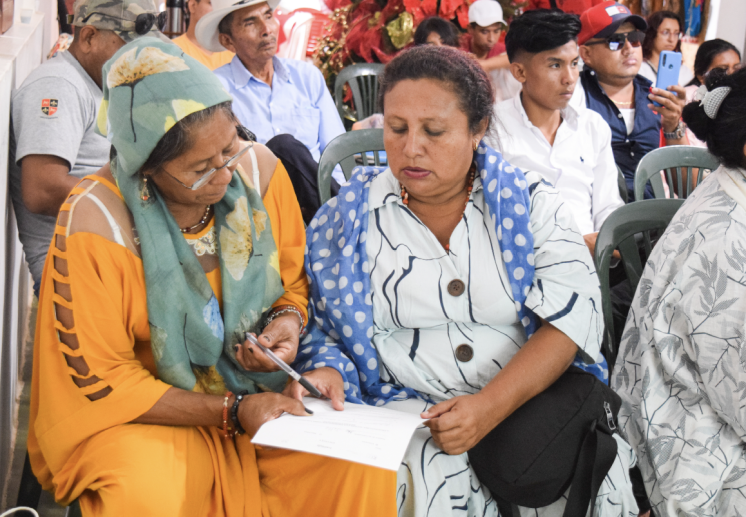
98, 38, 287, 395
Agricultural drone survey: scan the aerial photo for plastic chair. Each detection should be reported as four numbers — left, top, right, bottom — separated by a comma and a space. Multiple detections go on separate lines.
594, 199, 684, 372
333, 63, 385, 123
17, 450, 81, 516
318, 129, 385, 205
16, 452, 41, 513
633, 145, 719, 201
66, 501, 82, 517
617, 165, 628, 204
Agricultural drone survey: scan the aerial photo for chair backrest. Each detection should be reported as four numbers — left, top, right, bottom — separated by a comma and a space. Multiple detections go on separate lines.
333, 63, 385, 123
616, 164, 628, 204
633, 145, 719, 201
317, 129, 385, 205
594, 198, 684, 372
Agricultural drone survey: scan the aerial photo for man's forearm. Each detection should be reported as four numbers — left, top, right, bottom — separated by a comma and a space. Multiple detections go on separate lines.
479, 54, 509, 72
20, 154, 80, 216
30, 174, 81, 216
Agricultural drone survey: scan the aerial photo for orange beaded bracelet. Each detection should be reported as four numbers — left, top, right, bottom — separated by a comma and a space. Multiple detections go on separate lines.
222, 391, 234, 439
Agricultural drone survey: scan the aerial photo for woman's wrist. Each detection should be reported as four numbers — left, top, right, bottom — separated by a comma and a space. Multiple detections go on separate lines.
266, 304, 304, 332
473, 390, 509, 431
230, 391, 250, 435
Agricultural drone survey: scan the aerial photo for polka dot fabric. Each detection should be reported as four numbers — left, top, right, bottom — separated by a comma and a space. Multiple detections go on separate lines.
298, 165, 414, 404
296, 144, 604, 406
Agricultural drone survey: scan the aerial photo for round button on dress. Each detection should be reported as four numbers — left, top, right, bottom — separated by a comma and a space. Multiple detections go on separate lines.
455, 344, 473, 362
447, 279, 465, 297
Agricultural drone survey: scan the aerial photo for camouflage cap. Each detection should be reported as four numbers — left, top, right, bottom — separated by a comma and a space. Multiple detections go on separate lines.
69, 0, 169, 42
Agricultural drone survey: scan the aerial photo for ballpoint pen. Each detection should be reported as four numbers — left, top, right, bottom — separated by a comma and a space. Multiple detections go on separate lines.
244, 332, 323, 398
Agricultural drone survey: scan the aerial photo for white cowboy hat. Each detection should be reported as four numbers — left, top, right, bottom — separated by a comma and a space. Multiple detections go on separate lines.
195, 0, 280, 53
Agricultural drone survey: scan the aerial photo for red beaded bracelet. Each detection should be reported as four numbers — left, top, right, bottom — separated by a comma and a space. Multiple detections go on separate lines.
222, 391, 234, 439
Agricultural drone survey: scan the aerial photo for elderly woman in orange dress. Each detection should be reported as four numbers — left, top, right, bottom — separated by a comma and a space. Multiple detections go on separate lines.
27, 37, 395, 516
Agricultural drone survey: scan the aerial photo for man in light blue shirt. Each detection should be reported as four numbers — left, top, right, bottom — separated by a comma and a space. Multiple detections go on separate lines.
195, 0, 345, 220
215, 55, 343, 164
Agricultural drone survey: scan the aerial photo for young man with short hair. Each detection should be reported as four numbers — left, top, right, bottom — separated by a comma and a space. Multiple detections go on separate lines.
462, 0, 520, 102
578, 0, 687, 201
486, 9, 623, 255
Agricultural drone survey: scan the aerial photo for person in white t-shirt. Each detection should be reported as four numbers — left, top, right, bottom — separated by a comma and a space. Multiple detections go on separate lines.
485, 8, 623, 256
638, 10, 694, 87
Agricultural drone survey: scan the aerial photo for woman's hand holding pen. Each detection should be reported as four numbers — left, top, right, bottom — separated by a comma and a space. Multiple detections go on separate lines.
284, 367, 345, 411
238, 392, 311, 437
234, 312, 300, 372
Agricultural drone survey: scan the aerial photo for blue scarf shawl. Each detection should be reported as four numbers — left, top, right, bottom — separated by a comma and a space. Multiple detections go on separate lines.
296, 144, 605, 405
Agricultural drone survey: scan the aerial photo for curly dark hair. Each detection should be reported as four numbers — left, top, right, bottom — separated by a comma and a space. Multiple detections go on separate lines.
642, 11, 681, 60
683, 67, 746, 169
378, 45, 494, 134
413, 17, 461, 48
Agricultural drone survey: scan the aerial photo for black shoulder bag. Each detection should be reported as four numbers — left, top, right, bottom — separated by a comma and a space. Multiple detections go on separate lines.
467, 366, 621, 517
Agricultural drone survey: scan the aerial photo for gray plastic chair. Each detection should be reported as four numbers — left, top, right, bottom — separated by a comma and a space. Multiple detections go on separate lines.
333, 63, 385, 123
617, 165, 628, 204
633, 145, 719, 202
318, 129, 385, 205
594, 198, 684, 372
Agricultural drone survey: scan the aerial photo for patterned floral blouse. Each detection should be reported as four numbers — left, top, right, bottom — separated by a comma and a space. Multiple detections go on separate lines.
613, 167, 746, 517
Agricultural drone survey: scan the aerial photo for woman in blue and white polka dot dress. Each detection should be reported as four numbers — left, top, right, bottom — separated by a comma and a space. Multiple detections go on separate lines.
287, 46, 639, 517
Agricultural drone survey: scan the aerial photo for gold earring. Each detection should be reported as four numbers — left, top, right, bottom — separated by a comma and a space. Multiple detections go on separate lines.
473, 141, 478, 151
141, 176, 150, 201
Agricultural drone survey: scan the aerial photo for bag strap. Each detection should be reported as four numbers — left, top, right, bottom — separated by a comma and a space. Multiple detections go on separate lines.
562, 420, 618, 517
549, 0, 558, 8
495, 497, 521, 517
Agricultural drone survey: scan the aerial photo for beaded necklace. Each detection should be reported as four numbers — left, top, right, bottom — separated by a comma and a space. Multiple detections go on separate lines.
181, 204, 212, 234
400, 162, 477, 253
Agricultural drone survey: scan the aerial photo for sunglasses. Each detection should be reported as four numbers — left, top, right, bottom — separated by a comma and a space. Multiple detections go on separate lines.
585, 30, 645, 51
75, 11, 167, 34
162, 130, 254, 190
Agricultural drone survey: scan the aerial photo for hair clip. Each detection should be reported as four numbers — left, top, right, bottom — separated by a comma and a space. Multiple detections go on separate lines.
693, 84, 708, 103
699, 86, 732, 120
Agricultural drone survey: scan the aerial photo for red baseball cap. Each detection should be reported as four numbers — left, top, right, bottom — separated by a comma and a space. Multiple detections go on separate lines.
578, 1, 647, 45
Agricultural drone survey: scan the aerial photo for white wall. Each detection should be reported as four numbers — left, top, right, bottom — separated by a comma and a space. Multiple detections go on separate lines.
706, 0, 746, 54
0, 12, 43, 506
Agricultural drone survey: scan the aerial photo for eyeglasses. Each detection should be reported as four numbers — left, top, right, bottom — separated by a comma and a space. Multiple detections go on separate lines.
164, 141, 252, 191
584, 30, 645, 51
75, 11, 167, 34
658, 29, 682, 39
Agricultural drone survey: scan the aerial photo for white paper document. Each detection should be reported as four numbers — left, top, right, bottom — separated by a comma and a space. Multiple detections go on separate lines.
252, 398, 425, 471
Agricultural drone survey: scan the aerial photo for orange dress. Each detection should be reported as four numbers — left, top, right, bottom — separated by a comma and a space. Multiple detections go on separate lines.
28, 162, 396, 516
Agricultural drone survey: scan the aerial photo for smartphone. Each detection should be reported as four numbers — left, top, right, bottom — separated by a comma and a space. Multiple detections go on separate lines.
653, 50, 682, 106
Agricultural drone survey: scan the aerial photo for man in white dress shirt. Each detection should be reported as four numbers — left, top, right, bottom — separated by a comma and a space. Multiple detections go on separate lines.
485, 9, 624, 255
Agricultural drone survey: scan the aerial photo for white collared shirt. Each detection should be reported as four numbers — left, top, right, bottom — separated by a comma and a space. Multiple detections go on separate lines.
485, 94, 624, 235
